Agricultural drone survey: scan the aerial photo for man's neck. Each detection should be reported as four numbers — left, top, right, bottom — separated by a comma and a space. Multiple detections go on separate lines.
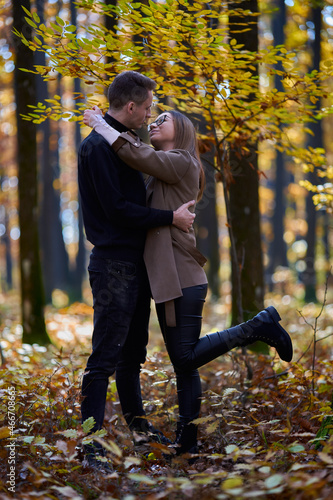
105, 111, 130, 133
107, 109, 131, 129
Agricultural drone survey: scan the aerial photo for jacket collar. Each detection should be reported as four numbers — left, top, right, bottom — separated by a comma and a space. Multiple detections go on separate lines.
104, 113, 129, 133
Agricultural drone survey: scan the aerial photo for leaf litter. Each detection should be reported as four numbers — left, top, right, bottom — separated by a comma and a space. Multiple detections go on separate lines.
0, 292, 333, 499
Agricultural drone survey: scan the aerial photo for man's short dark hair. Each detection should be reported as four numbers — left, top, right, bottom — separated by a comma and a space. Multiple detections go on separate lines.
107, 71, 156, 110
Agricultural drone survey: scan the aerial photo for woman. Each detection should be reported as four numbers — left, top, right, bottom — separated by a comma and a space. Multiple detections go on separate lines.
83, 107, 293, 456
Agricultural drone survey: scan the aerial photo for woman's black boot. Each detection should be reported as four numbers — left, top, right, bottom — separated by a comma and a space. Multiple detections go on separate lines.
190, 306, 293, 367
224, 306, 293, 362
174, 421, 198, 455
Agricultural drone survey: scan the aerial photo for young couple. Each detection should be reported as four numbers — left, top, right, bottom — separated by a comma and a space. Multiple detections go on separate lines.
79, 70, 293, 470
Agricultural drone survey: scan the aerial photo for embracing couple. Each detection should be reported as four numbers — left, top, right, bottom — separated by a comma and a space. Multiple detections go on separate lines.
78, 70, 293, 471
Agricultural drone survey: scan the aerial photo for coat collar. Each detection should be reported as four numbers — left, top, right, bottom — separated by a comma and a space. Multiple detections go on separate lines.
104, 113, 129, 133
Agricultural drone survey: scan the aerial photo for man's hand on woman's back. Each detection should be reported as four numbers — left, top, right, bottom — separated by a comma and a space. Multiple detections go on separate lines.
172, 200, 196, 233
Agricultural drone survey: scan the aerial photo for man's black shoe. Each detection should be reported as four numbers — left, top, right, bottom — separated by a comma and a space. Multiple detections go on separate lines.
144, 422, 173, 445
131, 420, 172, 457
83, 443, 113, 473
130, 419, 172, 446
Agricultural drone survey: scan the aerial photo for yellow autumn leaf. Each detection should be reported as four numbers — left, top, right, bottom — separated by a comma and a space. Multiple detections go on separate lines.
0, 427, 11, 439
220, 87, 228, 98
206, 420, 220, 434
222, 477, 244, 490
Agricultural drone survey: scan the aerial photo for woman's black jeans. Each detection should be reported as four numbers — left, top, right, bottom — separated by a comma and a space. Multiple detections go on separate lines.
81, 254, 151, 433
156, 284, 229, 424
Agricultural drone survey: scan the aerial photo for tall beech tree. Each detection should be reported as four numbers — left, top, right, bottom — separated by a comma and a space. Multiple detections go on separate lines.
228, 0, 264, 324
12, 0, 49, 344
68, 0, 86, 302
268, 0, 288, 281
35, 0, 71, 303
302, 5, 323, 302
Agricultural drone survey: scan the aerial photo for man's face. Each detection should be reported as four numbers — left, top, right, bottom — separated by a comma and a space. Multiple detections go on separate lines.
128, 90, 153, 129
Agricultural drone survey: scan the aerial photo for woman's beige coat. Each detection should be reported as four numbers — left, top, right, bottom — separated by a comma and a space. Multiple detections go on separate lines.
112, 131, 207, 325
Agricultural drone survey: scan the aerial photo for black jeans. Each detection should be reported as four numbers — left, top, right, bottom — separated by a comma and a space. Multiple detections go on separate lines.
81, 254, 151, 433
156, 284, 227, 424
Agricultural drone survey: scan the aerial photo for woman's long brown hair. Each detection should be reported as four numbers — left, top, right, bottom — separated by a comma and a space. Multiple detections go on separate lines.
169, 110, 206, 201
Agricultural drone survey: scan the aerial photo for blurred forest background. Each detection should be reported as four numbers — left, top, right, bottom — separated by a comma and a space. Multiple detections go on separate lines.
0, 0, 332, 337
0, 1, 333, 498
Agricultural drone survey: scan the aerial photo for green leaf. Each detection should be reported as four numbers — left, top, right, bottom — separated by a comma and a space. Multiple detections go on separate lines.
21, 5, 32, 17
65, 25, 77, 33
23, 436, 35, 444
82, 417, 95, 434
225, 444, 239, 454
32, 12, 40, 23
25, 18, 37, 29
50, 22, 63, 33
128, 474, 156, 485
258, 466, 271, 474
61, 429, 79, 439
141, 6, 152, 16
19, 68, 38, 74
34, 436, 45, 444
265, 474, 284, 489
222, 477, 244, 490
56, 16, 65, 26
288, 444, 305, 453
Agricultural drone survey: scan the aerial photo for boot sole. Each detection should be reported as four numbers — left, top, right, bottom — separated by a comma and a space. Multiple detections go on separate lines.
265, 306, 293, 362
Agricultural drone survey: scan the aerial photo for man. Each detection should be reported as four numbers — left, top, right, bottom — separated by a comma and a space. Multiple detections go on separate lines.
78, 71, 195, 470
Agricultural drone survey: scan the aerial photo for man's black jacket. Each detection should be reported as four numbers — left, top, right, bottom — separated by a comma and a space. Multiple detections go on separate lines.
78, 113, 173, 261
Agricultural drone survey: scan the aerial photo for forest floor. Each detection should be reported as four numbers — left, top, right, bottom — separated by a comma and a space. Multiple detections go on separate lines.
0, 286, 333, 500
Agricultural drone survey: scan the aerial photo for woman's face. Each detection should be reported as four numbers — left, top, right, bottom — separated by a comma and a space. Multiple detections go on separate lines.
148, 113, 175, 151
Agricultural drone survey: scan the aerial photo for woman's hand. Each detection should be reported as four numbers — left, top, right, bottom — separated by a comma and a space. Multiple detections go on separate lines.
83, 106, 103, 127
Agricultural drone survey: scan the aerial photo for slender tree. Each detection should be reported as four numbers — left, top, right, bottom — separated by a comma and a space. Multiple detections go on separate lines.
195, 141, 221, 299
303, 5, 323, 302
4, 210, 13, 290
104, 0, 117, 36
36, 0, 70, 303
0, 4, 14, 293
12, 0, 49, 344
70, 0, 86, 301
193, 7, 220, 298
228, 0, 264, 323
268, 0, 288, 284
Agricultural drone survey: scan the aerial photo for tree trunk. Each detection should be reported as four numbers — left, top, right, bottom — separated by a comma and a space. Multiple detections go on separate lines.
104, 0, 117, 35
228, 0, 264, 324
36, 0, 70, 303
51, 75, 71, 291
70, 0, 86, 301
13, 0, 49, 344
267, 0, 288, 286
195, 141, 220, 299
303, 7, 322, 302
4, 210, 13, 290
